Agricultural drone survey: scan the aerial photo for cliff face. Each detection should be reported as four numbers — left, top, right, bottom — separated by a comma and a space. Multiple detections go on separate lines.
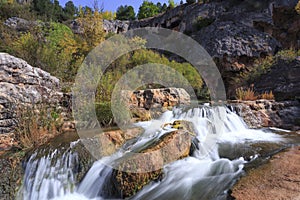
127, 0, 300, 99
0, 53, 63, 134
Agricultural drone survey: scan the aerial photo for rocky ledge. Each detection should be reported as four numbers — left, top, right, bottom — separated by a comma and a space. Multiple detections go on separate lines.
229, 99, 300, 131
231, 146, 300, 200
0, 53, 63, 134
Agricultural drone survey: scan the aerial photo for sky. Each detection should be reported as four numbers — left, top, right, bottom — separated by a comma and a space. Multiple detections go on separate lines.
59, 0, 181, 13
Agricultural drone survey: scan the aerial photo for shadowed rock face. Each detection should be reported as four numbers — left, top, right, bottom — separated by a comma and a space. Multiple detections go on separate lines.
254, 59, 300, 101
0, 53, 62, 134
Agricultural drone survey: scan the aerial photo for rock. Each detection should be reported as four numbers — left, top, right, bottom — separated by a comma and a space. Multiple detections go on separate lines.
231, 147, 300, 200
103, 20, 130, 34
0, 53, 63, 134
0, 133, 17, 152
4, 17, 38, 32
0, 152, 23, 200
123, 88, 190, 121
97, 127, 144, 157
229, 100, 300, 130
254, 58, 300, 101
69, 19, 84, 34
128, 1, 282, 98
270, 3, 300, 49
194, 20, 279, 63
61, 121, 76, 132
108, 129, 192, 198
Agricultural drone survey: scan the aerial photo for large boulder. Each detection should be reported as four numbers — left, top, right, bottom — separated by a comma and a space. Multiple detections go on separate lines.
0, 53, 63, 134
122, 88, 191, 121
107, 129, 192, 198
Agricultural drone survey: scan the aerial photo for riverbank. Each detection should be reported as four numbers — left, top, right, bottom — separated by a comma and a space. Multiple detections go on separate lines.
231, 145, 300, 200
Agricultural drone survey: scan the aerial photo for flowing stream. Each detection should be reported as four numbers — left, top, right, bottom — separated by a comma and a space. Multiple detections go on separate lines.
18, 106, 298, 200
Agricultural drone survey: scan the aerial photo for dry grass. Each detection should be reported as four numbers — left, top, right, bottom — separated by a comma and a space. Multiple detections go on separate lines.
296, 0, 300, 14
236, 87, 275, 101
15, 106, 63, 150
236, 87, 258, 101
260, 91, 274, 100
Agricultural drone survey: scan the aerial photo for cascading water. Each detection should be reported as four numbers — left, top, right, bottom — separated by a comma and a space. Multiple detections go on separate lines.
18, 141, 80, 200
18, 106, 287, 200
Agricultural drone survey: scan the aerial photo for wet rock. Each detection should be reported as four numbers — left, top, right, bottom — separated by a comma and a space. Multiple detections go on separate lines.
108, 130, 192, 198
0, 53, 63, 134
97, 127, 144, 157
231, 147, 300, 200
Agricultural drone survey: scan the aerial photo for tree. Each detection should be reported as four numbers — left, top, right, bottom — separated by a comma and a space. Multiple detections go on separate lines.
63, 1, 77, 20
31, 0, 64, 21
137, 1, 160, 19
161, 3, 168, 12
77, 8, 105, 50
186, 0, 196, 4
156, 2, 162, 11
168, 0, 175, 9
116, 5, 136, 20
180, 0, 184, 5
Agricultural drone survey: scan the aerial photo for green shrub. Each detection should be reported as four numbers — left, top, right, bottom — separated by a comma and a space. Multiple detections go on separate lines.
247, 55, 275, 82
275, 49, 299, 62
95, 102, 114, 127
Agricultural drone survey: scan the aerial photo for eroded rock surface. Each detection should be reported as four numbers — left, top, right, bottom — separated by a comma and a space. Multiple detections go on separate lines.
0, 53, 63, 134
230, 100, 300, 130
254, 58, 300, 101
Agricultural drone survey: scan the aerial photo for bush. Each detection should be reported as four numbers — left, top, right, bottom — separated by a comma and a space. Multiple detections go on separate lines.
248, 55, 275, 82
245, 49, 300, 83
95, 102, 114, 127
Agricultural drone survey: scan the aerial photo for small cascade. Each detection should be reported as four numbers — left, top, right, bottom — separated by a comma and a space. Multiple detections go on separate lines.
19, 105, 287, 200
18, 141, 80, 200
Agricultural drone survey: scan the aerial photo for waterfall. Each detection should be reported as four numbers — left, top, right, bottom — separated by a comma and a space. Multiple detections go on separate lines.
18, 141, 80, 200
19, 105, 285, 200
